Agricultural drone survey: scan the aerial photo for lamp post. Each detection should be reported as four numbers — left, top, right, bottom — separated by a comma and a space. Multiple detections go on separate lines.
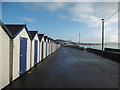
79, 33, 80, 44
101, 19, 105, 55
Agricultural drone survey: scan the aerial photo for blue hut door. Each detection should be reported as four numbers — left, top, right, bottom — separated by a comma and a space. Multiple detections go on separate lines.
20, 37, 27, 75
41, 41, 44, 60
34, 40, 38, 65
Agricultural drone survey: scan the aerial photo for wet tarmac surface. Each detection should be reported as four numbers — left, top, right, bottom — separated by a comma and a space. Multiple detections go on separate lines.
3, 47, 119, 88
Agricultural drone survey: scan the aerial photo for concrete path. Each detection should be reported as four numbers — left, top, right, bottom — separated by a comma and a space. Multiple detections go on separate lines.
4, 47, 118, 88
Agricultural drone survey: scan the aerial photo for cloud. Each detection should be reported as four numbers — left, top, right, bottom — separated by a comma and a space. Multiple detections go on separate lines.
89, 26, 118, 43
22, 2, 118, 27
70, 14, 101, 27
105, 12, 118, 26
69, 3, 94, 14
59, 2, 118, 27
93, 2, 118, 18
80, 25, 118, 43
104, 26, 118, 42
21, 17, 35, 22
66, 3, 102, 27
22, 2, 66, 12
22, 2, 118, 42
45, 3, 66, 11
2, 0, 120, 2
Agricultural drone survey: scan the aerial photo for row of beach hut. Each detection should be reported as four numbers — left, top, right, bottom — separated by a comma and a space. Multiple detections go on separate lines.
0, 20, 60, 89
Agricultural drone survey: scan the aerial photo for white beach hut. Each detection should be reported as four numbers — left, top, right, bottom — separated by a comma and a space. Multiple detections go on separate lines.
46, 37, 50, 57
49, 38, 52, 55
47, 37, 50, 56
38, 34, 44, 61
51, 39, 54, 54
53, 40, 56, 52
43, 36, 48, 59
5, 24, 31, 82
54, 41, 57, 51
0, 21, 12, 89
29, 31, 40, 67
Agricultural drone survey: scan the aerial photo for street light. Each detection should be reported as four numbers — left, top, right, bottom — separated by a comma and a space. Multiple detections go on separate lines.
79, 33, 80, 44
101, 19, 105, 55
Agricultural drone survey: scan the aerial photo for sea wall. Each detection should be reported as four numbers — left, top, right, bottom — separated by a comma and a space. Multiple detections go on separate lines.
104, 48, 120, 53
87, 48, 120, 63
70, 45, 120, 63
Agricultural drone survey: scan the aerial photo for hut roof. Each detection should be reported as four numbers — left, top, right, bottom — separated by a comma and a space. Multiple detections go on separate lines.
5, 24, 32, 39
38, 34, 44, 41
29, 31, 38, 40
44, 36, 48, 42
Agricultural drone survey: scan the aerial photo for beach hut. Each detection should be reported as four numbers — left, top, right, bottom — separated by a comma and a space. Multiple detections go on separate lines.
51, 39, 54, 54
49, 38, 51, 55
29, 31, 40, 67
0, 21, 12, 89
46, 37, 50, 56
44, 36, 48, 58
54, 41, 57, 51
50, 39, 53, 54
49, 38, 52, 55
53, 40, 56, 52
5, 24, 31, 81
38, 34, 44, 61
47, 37, 50, 56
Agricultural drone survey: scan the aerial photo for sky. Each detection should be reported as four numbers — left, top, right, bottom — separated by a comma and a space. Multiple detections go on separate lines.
1, 2, 119, 43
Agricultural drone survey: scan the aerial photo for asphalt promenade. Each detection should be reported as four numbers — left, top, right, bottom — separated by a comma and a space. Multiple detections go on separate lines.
3, 47, 118, 88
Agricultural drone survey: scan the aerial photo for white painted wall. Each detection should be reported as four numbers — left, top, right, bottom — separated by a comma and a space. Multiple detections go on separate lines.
47, 42, 50, 56
39, 37, 44, 61
39, 41, 42, 62
53, 42, 55, 52
0, 26, 2, 90
47, 41, 49, 56
43, 41, 46, 59
53, 42, 54, 53
49, 42, 50, 55
12, 28, 31, 81
0, 26, 10, 89
44, 39, 48, 58
31, 34, 40, 67
46, 39, 48, 57
50, 40, 51, 54
48, 40, 50, 56
51, 41, 54, 53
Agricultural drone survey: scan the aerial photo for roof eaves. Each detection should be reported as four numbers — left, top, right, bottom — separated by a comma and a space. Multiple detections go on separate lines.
0, 20, 13, 38
25, 27, 32, 40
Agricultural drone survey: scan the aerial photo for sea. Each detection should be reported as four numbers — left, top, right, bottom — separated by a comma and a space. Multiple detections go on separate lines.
79, 43, 119, 50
